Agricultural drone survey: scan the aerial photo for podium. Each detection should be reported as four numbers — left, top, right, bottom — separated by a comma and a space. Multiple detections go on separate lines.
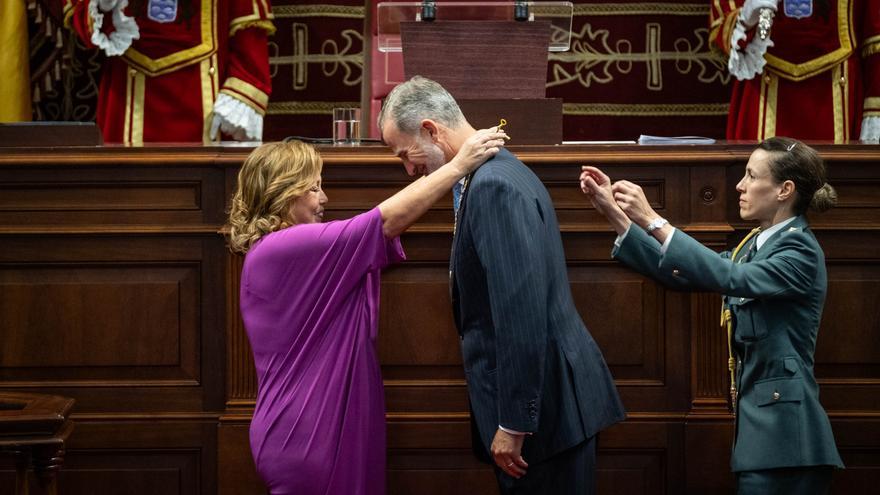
377, 2, 573, 144
0, 393, 75, 495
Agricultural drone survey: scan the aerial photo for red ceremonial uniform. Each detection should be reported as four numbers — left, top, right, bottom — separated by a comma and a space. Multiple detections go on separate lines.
710, 0, 880, 142
64, 0, 274, 144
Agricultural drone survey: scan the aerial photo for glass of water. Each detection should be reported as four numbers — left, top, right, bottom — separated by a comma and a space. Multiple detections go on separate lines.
332, 107, 361, 146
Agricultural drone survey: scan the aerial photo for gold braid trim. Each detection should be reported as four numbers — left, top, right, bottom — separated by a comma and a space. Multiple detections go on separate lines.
230, 18, 276, 37
720, 227, 761, 414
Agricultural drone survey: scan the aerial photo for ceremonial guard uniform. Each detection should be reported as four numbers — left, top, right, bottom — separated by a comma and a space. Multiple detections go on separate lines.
64, 0, 274, 144
710, 0, 880, 142
614, 217, 843, 492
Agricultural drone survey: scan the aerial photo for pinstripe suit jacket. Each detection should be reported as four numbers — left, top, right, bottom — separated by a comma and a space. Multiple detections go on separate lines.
450, 149, 625, 464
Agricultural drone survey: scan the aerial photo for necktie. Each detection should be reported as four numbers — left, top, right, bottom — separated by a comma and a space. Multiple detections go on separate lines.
450, 176, 470, 302
452, 176, 470, 236
741, 235, 758, 263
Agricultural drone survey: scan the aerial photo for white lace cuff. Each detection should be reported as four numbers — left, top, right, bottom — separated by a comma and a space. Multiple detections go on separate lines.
859, 116, 880, 143
728, 17, 774, 81
88, 0, 139, 57
211, 93, 264, 141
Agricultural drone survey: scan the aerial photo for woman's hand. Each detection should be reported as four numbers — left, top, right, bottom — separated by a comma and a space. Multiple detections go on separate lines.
611, 180, 658, 228
580, 166, 631, 235
450, 127, 508, 176
580, 166, 616, 215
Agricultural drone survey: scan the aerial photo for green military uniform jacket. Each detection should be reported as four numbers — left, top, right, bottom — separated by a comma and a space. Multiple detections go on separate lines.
613, 216, 843, 472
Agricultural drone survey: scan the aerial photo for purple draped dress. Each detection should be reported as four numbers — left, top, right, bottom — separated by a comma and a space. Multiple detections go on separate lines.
240, 208, 405, 495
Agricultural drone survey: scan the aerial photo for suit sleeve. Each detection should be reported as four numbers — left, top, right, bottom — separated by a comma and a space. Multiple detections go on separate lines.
470, 176, 548, 433
709, 0, 746, 56
659, 229, 818, 299
63, 0, 94, 48
63, 0, 139, 56
709, 0, 779, 80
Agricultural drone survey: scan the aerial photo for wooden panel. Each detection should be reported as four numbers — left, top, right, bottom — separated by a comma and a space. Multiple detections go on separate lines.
809, 177, 880, 227
0, 165, 225, 226
218, 421, 264, 495
0, 181, 200, 212
378, 266, 461, 367
0, 419, 216, 495
685, 421, 735, 494
831, 418, 880, 494
570, 267, 662, 373
385, 419, 682, 495
570, 264, 690, 412
0, 233, 224, 415
0, 264, 194, 371
817, 264, 880, 375
59, 451, 198, 495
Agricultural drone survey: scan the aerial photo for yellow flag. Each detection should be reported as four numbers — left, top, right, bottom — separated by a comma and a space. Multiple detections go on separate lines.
0, 0, 32, 122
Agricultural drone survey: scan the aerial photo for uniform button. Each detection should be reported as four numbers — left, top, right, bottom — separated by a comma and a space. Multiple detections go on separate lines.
772, 391, 780, 400
209, 66, 216, 75
129, 68, 137, 77
672, 269, 680, 276
763, 74, 771, 84
839, 76, 846, 86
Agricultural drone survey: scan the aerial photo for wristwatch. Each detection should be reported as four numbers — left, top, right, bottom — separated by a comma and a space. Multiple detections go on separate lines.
645, 217, 668, 233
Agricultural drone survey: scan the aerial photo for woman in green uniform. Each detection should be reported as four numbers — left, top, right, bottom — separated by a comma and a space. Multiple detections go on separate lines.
580, 137, 843, 494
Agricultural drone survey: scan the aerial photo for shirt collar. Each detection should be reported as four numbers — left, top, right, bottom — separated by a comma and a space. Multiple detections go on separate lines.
756, 216, 797, 251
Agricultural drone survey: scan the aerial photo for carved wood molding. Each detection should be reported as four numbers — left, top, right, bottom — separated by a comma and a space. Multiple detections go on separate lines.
225, 253, 257, 408
690, 291, 728, 412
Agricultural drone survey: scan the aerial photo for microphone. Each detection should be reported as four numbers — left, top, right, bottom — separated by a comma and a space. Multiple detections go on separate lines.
421, 1, 436, 22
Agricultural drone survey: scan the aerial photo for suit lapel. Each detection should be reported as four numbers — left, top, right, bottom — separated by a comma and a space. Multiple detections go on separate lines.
449, 171, 476, 333
450, 171, 476, 272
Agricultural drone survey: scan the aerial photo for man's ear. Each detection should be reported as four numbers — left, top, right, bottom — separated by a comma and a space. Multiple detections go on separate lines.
778, 180, 795, 202
421, 119, 441, 143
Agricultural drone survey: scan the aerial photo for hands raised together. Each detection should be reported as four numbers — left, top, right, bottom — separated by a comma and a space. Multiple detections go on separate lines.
579, 165, 664, 236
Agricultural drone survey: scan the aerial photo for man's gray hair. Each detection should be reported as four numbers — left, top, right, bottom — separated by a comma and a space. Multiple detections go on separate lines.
377, 76, 466, 136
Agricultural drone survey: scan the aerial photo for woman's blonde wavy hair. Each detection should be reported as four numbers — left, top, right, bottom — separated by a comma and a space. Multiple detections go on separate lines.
226, 140, 323, 254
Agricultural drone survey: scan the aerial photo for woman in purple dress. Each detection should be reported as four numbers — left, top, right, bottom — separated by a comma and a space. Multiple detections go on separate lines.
226, 130, 506, 495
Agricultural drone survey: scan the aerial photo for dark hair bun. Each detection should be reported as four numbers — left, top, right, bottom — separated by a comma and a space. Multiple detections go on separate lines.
810, 183, 837, 213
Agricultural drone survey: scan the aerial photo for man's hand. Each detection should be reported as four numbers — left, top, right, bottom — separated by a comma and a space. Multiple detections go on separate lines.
491, 428, 528, 479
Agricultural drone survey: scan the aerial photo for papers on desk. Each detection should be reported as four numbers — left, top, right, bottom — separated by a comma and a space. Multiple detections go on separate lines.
562, 140, 637, 144
637, 135, 716, 145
